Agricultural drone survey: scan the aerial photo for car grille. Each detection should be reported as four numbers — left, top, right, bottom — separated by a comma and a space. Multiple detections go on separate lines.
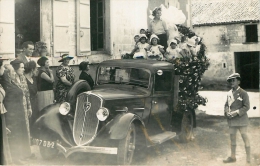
73, 92, 102, 146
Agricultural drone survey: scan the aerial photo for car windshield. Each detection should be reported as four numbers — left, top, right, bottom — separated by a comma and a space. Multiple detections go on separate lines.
97, 66, 150, 88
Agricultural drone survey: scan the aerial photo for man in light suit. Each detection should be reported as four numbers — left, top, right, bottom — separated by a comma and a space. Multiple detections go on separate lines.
17, 41, 34, 64
223, 73, 250, 164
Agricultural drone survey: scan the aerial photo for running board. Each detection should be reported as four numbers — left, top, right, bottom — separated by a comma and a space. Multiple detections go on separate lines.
149, 131, 176, 145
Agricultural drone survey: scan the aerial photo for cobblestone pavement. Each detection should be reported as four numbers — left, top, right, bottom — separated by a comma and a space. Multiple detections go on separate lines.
27, 111, 260, 165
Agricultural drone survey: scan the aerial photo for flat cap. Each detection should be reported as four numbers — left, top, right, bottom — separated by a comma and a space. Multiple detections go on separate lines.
227, 73, 241, 81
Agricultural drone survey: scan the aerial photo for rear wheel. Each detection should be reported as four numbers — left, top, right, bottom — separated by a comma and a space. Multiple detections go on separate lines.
39, 130, 59, 160
117, 123, 136, 165
179, 110, 194, 143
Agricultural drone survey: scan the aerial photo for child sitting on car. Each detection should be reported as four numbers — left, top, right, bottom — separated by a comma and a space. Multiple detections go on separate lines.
147, 34, 165, 60
165, 39, 181, 61
133, 34, 150, 59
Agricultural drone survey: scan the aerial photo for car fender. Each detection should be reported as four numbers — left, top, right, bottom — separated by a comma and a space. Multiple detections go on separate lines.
97, 113, 145, 140
34, 103, 75, 146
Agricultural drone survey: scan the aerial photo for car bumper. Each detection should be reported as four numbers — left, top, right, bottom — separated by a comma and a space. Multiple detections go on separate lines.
56, 143, 118, 158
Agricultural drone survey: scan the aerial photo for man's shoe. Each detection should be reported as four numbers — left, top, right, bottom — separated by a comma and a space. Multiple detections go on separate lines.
223, 157, 236, 163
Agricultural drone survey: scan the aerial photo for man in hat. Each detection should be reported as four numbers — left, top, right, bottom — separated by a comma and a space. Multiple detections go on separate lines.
17, 41, 34, 64
223, 73, 251, 163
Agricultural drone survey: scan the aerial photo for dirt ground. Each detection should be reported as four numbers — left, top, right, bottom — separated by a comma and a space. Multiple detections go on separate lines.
25, 110, 260, 166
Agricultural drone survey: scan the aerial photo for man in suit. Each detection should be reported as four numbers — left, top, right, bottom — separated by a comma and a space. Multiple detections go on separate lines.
17, 41, 34, 64
223, 73, 250, 164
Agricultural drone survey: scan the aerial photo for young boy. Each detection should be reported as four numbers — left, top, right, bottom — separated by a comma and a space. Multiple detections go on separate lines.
223, 73, 251, 164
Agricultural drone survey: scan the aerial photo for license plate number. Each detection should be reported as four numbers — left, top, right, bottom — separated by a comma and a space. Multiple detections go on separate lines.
32, 138, 55, 148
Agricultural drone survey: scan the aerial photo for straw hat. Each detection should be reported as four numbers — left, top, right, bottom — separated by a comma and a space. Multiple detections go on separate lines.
58, 54, 74, 62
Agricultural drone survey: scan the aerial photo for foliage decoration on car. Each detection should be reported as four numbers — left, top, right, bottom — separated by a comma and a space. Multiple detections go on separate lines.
171, 24, 210, 113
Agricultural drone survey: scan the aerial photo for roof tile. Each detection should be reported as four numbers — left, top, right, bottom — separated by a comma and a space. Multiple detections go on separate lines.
192, 0, 260, 26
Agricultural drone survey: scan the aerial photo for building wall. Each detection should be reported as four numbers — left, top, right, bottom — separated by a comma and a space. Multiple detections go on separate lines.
193, 23, 260, 90
110, 0, 149, 59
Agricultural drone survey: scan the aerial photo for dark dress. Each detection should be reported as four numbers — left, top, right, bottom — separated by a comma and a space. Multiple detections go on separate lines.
26, 76, 39, 130
37, 68, 54, 111
2, 79, 31, 161
55, 64, 75, 103
37, 69, 53, 91
79, 71, 94, 89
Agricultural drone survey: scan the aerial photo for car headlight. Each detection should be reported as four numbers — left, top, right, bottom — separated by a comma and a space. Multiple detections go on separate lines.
96, 107, 109, 121
59, 102, 71, 115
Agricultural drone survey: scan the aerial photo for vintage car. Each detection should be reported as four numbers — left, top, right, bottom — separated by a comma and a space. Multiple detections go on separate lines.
33, 59, 195, 165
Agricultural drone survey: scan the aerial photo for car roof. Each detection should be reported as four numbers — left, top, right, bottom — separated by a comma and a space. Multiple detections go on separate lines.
98, 59, 175, 71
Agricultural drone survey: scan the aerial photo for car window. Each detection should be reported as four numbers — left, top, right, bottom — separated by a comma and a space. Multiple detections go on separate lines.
97, 67, 150, 88
154, 71, 172, 91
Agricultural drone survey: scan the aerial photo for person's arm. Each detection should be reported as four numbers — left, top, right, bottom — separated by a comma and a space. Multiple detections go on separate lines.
60, 76, 73, 86
224, 96, 229, 117
162, 20, 169, 40
24, 79, 32, 117
41, 70, 54, 83
130, 44, 139, 55
148, 21, 152, 34
159, 46, 165, 54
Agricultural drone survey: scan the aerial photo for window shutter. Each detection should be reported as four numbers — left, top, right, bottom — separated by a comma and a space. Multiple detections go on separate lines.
78, 0, 91, 56
53, 0, 69, 57
0, 0, 15, 59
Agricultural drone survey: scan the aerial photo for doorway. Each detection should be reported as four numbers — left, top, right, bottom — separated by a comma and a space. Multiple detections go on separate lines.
235, 52, 259, 90
15, 0, 40, 49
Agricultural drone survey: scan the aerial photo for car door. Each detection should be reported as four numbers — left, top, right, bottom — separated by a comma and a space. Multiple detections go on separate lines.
145, 70, 173, 136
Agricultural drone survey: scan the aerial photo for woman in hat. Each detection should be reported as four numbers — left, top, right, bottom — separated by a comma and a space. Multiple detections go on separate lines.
148, 7, 168, 51
79, 61, 94, 89
37, 56, 54, 111
223, 73, 251, 163
55, 54, 75, 103
0, 59, 13, 165
2, 61, 33, 164
24, 61, 39, 133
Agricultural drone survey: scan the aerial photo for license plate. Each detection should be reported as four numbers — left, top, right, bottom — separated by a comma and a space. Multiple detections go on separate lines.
32, 138, 55, 148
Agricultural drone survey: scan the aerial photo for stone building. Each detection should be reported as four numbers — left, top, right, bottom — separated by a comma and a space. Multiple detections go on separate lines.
0, 0, 191, 80
191, 0, 260, 90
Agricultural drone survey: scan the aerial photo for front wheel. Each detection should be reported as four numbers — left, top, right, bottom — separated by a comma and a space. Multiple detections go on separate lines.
179, 110, 194, 143
39, 129, 59, 160
117, 123, 136, 165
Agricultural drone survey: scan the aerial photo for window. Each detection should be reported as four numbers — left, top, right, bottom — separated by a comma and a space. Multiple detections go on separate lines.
97, 67, 150, 88
245, 24, 258, 43
90, 0, 104, 50
154, 71, 172, 91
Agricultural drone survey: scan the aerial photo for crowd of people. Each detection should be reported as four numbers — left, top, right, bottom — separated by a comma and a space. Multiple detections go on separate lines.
0, 41, 93, 165
122, 7, 201, 61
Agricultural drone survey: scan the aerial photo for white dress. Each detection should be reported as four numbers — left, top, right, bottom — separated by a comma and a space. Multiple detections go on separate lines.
133, 43, 150, 59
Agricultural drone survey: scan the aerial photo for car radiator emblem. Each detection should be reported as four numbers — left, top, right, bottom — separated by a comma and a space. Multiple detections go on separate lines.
83, 102, 91, 112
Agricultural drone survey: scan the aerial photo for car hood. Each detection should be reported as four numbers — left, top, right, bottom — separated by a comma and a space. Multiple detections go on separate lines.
89, 87, 148, 100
